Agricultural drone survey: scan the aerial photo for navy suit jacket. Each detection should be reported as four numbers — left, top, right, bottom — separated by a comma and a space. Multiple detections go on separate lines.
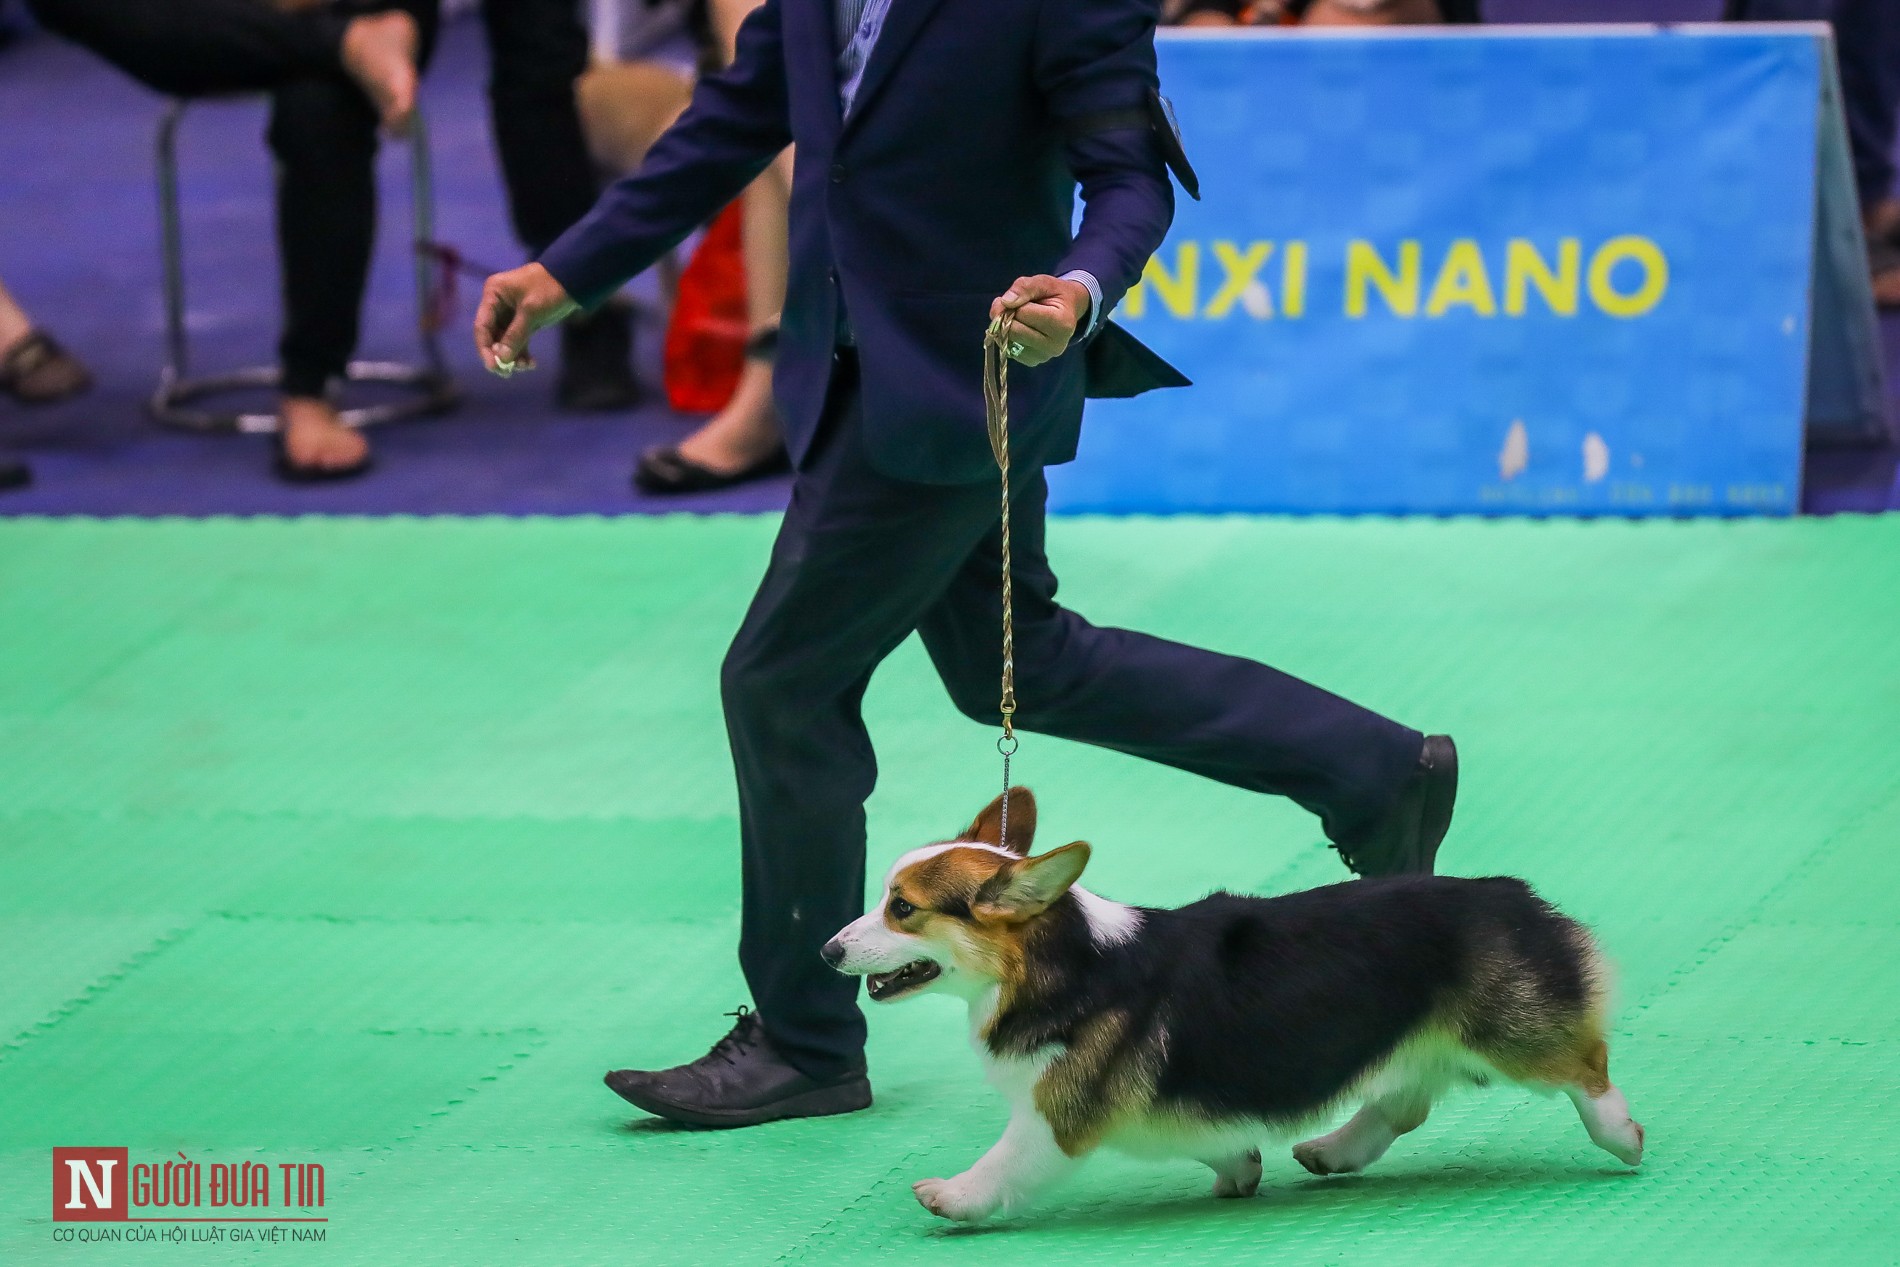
538, 0, 1183, 484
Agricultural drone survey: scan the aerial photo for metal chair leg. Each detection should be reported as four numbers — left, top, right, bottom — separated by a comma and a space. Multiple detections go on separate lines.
406, 108, 448, 382
155, 100, 189, 390
150, 99, 460, 435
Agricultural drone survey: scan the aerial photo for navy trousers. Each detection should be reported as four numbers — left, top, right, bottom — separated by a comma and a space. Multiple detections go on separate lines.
724, 354, 1426, 1079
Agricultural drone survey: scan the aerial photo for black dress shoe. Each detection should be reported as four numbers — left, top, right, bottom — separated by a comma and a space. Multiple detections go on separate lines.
632, 443, 790, 494
1336, 734, 1458, 878
558, 303, 639, 412
605, 1007, 871, 1129
0, 451, 30, 492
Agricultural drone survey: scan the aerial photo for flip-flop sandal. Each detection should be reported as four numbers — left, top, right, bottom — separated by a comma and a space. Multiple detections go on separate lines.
632, 443, 790, 494
272, 434, 374, 484
0, 330, 92, 404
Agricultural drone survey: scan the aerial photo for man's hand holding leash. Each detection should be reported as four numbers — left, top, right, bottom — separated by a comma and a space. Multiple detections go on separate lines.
476, 263, 1086, 376
474, 262, 578, 377
989, 274, 1092, 366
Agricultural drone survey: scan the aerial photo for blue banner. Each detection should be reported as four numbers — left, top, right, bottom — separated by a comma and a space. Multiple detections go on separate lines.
1049, 28, 1822, 516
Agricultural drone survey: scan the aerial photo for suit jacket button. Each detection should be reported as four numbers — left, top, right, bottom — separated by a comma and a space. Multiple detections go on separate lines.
829, 163, 845, 183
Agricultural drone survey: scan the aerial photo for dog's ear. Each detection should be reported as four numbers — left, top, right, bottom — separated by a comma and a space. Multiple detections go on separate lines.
973, 840, 1089, 922
960, 787, 1037, 855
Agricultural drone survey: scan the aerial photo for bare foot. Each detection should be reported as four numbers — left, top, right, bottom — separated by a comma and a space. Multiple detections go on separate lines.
674, 363, 784, 474
280, 396, 370, 472
675, 416, 782, 474
339, 9, 420, 136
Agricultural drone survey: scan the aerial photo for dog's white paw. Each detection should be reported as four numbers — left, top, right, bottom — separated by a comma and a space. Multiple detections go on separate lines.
1571, 1086, 1645, 1168
1292, 1138, 1363, 1177
1600, 1117, 1645, 1167
912, 1176, 998, 1223
1208, 1149, 1262, 1198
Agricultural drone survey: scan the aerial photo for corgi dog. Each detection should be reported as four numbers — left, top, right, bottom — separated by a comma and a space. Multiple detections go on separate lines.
822, 788, 1644, 1223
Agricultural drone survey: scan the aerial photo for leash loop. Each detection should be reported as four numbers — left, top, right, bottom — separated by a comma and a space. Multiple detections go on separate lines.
983, 314, 1020, 850
414, 239, 502, 334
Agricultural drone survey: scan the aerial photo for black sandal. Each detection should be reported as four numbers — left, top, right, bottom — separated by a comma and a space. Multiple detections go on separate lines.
272, 433, 374, 484
632, 443, 789, 494
634, 322, 788, 493
0, 330, 92, 404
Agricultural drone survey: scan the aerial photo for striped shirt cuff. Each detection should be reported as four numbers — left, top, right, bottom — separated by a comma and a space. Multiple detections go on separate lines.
1061, 270, 1103, 340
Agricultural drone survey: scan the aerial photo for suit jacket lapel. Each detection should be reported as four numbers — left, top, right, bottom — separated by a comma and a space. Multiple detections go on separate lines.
840, 0, 949, 138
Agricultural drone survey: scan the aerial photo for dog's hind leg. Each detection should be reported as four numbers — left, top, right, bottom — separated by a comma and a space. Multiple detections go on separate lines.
1559, 1037, 1644, 1166
1566, 1082, 1643, 1167
1200, 1148, 1262, 1198
1292, 1087, 1433, 1176
1490, 1030, 1644, 1167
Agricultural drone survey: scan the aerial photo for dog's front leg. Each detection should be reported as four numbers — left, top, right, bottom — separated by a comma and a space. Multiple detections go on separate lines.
913, 1110, 1082, 1222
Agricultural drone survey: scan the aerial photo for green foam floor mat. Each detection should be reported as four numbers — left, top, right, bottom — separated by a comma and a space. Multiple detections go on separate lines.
2, 514, 1897, 1263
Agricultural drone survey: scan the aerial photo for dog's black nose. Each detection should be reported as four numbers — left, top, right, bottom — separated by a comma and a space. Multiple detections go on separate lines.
819, 939, 846, 969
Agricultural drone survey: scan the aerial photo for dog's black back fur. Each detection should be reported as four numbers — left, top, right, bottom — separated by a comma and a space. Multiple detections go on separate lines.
986, 875, 1593, 1124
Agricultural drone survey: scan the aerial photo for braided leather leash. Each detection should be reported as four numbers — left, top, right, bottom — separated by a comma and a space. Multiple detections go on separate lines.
982, 314, 1021, 851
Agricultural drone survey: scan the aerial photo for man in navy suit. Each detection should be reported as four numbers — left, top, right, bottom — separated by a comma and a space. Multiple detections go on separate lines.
476, 0, 1457, 1129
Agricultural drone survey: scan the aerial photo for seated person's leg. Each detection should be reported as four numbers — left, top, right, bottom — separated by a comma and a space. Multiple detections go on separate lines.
27, 0, 426, 133
576, 61, 692, 181
335, 2, 428, 135
484, 0, 597, 256
622, 0, 793, 492
663, 155, 792, 482
263, 4, 434, 480
27, 0, 342, 96
580, 57, 790, 488
268, 74, 381, 478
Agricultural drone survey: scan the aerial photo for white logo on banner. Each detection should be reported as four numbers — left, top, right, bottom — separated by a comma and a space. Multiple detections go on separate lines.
1499, 420, 1529, 481
1583, 432, 1610, 483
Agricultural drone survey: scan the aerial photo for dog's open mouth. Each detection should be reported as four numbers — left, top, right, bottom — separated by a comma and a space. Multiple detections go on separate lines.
866, 959, 941, 1001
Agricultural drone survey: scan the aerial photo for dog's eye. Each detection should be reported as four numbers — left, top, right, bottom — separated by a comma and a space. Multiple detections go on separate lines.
889, 896, 916, 921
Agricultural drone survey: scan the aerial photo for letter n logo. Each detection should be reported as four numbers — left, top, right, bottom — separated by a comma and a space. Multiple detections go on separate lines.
52, 1148, 128, 1221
